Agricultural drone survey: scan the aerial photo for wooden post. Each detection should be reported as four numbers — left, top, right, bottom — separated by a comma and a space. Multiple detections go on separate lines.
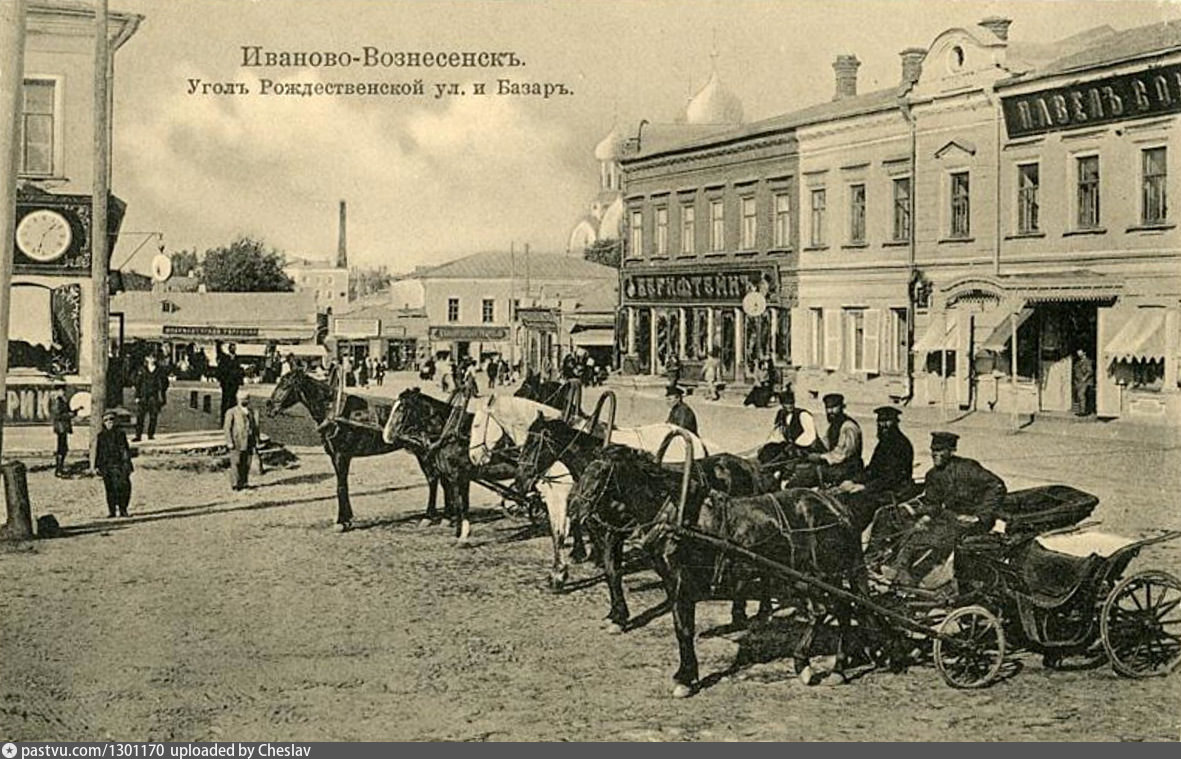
0, 0, 29, 458
89, 0, 111, 468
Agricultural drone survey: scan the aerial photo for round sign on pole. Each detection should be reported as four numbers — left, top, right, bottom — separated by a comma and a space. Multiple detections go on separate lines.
742, 291, 767, 317
68, 391, 92, 421
151, 254, 173, 282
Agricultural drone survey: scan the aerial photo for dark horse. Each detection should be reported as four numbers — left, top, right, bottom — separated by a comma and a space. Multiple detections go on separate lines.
567, 442, 777, 633
267, 371, 450, 530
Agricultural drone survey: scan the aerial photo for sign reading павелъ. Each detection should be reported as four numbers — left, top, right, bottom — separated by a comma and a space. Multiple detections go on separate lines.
1002, 62, 1181, 139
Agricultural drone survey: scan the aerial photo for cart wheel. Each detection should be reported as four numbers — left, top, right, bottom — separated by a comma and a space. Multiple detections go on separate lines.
1100, 570, 1181, 678
933, 605, 1006, 689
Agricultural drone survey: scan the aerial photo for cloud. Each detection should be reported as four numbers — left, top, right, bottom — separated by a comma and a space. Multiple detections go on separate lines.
115, 66, 592, 272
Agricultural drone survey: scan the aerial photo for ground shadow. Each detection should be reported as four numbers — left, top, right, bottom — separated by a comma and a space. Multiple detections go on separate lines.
255, 471, 335, 488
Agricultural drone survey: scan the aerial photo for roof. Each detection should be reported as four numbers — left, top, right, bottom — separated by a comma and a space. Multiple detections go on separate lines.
1001, 19, 1181, 86
111, 291, 317, 326
413, 250, 616, 281
29, 0, 143, 47
568, 278, 618, 313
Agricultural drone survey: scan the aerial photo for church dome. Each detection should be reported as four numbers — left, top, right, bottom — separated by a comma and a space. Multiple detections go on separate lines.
594, 123, 625, 161
684, 69, 743, 125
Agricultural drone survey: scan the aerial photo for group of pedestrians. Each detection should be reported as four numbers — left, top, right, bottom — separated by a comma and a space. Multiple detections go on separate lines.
662, 382, 1007, 588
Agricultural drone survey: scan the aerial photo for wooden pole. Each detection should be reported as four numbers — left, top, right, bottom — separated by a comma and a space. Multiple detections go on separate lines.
0, 0, 29, 458
89, 0, 110, 468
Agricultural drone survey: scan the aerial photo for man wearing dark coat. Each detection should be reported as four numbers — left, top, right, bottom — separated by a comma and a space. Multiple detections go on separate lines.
884, 431, 1007, 585
95, 410, 133, 517
799, 393, 862, 487
841, 406, 915, 531
665, 385, 698, 435
49, 383, 74, 477
216, 343, 244, 425
133, 354, 169, 441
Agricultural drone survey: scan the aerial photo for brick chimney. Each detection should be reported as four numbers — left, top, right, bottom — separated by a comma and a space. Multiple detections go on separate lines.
899, 47, 926, 87
979, 16, 1012, 41
832, 54, 861, 101
337, 200, 347, 269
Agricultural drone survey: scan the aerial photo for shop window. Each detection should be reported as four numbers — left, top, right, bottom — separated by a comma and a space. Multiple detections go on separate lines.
628, 209, 643, 258
949, 172, 970, 238
1111, 358, 1164, 392
845, 309, 866, 371
1142, 147, 1167, 225
744, 310, 772, 374
19, 79, 56, 176
1076, 155, 1100, 229
655, 206, 669, 255
1017, 163, 1039, 233
447, 297, 459, 323
680, 204, 695, 254
925, 351, 957, 377
709, 199, 725, 252
892, 177, 911, 242
848, 184, 866, 244
774, 192, 792, 248
7, 282, 79, 375
741, 196, 757, 249
810, 189, 827, 247
482, 299, 494, 323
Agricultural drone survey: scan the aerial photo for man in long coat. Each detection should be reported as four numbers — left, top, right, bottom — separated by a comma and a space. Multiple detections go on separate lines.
224, 393, 260, 491
133, 354, 169, 441
95, 410, 133, 517
49, 383, 73, 477
842, 406, 915, 531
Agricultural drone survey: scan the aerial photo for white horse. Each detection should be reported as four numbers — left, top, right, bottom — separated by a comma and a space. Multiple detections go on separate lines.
467, 394, 567, 467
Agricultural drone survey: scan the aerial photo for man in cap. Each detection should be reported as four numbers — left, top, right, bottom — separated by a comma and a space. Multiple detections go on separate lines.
95, 410, 133, 518
665, 384, 698, 435
224, 393, 261, 491
802, 393, 863, 486
841, 406, 915, 531
49, 383, 74, 477
772, 387, 818, 453
133, 353, 169, 441
884, 431, 1007, 586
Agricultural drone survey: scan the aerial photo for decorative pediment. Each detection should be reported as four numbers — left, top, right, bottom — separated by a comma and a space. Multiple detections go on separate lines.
934, 139, 977, 159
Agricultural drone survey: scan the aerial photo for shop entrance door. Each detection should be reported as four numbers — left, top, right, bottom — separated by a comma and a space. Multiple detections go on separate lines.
1030, 301, 1098, 413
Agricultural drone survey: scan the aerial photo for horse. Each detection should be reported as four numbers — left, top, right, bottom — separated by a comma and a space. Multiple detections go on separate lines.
381, 386, 473, 525
267, 368, 418, 531
514, 371, 579, 413
651, 483, 871, 698
566, 442, 776, 633
514, 414, 722, 591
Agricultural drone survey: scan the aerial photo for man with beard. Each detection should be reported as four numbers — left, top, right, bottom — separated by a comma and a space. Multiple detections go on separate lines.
802, 393, 863, 486
840, 406, 916, 532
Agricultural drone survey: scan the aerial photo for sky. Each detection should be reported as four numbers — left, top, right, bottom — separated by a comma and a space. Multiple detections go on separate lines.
102, 0, 1181, 274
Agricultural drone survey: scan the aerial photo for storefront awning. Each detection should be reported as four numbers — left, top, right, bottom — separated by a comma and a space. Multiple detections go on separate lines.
235, 343, 271, 357
1104, 310, 1166, 362
977, 308, 1035, 354
571, 330, 615, 347
284, 344, 328, 358
912, 319, 959, 353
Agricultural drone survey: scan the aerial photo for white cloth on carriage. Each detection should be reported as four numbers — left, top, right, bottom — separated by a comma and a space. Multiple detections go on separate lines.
1035, 530, 1138, 559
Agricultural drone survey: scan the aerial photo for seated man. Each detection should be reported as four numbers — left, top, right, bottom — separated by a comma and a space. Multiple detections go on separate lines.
838, 406, 915, 532
758, 387, 818, 481
881, 431, 1006, 586
794, 393, 862, 488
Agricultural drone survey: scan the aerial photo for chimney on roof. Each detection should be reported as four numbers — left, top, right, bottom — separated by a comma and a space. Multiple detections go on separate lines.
979, 16, 1012, 42
832, 54, 861, 101
899, 47, 926, 87
337, 200, 348, 269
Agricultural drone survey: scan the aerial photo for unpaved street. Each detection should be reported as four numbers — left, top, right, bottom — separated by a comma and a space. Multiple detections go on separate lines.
1, 385, 1179, 741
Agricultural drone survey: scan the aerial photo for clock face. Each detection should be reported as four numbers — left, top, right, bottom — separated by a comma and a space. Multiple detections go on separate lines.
16, 209, 73, 262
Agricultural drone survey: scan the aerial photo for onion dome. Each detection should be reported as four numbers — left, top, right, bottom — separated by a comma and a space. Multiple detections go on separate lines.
684, 70, 743, 125
594, 123, 625, 161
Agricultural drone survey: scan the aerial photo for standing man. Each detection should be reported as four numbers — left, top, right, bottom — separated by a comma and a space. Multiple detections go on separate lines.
804, 393, 863, 486
217, 343, 244, 424
95, 410, 133, 518
702, 351, 723, 401
133, 353, 169, 442
486, 355, 499, 388
1072, 348, 1094, 416
49, 383, 73, 477
665, 384, 699, 435
885, 432, 1007, 586
224, 393, 260, 491
843, 407, 916, 532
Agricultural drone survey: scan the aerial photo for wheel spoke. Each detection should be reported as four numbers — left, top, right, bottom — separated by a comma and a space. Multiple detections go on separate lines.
1153, 596, 1181, 620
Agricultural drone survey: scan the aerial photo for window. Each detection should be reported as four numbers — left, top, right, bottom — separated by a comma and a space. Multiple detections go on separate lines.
810, 189, 827, 247
773, 192, 792, 247
654, 206, 669, 255
741, 196, 757, 249
1142, 147, 1167, 224
887, 308, 908, 373
482, 298, 494, 323
628, 209, 643, 257
892, 177, 911, 242
1017, 163, 1039, 233
447, 297, 459, 323
846, 309, 866, 371
512, 299, 520, 320
950, 172, 970, 238
848, 184, 866, 244
19, 79, 55, 176
1077, 156, 1100, 229
709, 199, 725, 251
680, 204, 695, 254
809, 308, 825, 367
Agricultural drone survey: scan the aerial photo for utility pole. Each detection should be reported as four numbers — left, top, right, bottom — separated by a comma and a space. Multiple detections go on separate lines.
0, 0, 29, 459
509, 241, 516, 365
89, 0, 110, 468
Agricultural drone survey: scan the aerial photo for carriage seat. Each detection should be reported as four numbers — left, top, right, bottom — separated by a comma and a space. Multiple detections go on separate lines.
1016, 541, 1104, 607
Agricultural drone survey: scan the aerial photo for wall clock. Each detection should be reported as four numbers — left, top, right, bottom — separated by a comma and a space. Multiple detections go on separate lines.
16, 209, 73, 262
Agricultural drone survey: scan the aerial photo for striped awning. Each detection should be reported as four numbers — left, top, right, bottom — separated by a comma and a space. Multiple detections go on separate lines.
1104, 310, 1166, 362
978, 308, 1035, 353
571, 330, 615, 347
912, 319, 959, 353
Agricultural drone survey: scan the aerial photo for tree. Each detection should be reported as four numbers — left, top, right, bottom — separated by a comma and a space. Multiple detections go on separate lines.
349, 266, 392, 300
584, 238, 621, 269
169, 248, 201, 277
199, 237, 294, 292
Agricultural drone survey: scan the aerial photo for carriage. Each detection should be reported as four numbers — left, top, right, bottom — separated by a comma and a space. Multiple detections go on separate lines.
655, 430, 1181, 689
